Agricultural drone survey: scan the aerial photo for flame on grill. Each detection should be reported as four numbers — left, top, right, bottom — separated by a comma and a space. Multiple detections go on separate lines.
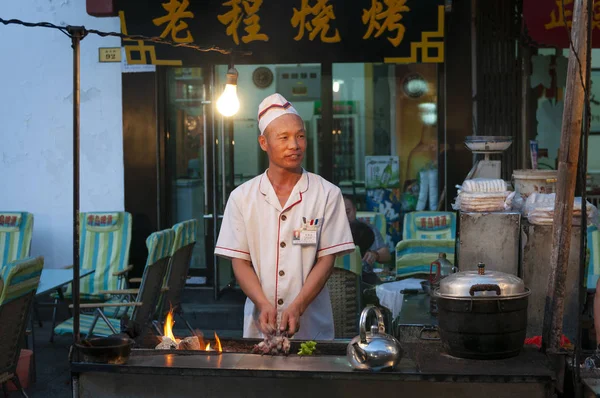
164, 309, 176, 342
214, 332, 222, 352
160, 308, 221, 352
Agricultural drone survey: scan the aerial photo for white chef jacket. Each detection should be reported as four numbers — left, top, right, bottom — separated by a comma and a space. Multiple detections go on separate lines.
215, 170, 355, 339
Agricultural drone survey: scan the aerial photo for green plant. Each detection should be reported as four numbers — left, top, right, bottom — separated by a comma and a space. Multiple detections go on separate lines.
298, 341, 317, 356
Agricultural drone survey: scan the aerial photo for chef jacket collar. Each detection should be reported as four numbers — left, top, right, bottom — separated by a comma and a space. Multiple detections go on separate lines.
259, 169, 309, 212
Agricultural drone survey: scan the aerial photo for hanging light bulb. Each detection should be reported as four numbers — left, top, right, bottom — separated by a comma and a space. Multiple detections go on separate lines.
217, 67, 240, 117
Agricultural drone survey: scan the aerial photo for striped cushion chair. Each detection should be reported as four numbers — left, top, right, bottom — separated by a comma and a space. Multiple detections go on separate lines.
0, 257, 43, 395
0, 212, 34, 269
154, 219, 198, 334
54, 229, 175, 339
49, 212, 133, 341
64, 212, 133, 301
396, 211, 457, 278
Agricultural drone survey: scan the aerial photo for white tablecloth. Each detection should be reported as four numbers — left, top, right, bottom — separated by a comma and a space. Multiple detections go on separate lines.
375, 278, 424, 319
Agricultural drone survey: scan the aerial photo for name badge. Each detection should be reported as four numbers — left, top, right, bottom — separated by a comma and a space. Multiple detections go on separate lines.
293, 229, 317, 245
292, 217, 320, 245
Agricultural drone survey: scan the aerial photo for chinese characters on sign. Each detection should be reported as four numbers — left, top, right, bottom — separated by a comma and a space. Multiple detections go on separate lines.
119, 1, 446, 64
362, 0, 410, 47
291, 0, 341, 43
218, 0, 269, 45
545, 0, 600, 31
152, 0, 195, 43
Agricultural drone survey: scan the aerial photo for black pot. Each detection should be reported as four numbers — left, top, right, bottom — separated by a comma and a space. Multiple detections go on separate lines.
434, 262, 530, 360
75, 336, 134, 364
436, 291, 529, 359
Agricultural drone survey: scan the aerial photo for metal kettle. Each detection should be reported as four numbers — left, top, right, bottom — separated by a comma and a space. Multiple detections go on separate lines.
346, 306, 403, 371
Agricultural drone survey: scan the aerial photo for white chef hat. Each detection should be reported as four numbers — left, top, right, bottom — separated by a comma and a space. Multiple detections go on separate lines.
257, 93, 300, 135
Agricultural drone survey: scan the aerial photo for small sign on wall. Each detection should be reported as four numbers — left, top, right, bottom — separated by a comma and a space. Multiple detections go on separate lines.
99, 47, 122, 63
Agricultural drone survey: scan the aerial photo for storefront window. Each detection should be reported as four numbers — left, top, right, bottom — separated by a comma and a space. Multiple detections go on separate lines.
332, 63, 439, 249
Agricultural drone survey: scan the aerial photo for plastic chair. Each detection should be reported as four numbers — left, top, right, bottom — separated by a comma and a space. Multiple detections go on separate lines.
395, 211, 457, 278
153, 219, 198, 335
0, 256, 43, 398
0, 212, 34, 269
53, 229, 174, 339
49, 212, 133, 341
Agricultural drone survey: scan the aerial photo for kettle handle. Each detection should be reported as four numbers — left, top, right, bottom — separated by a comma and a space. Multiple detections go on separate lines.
359, 305, 386, 344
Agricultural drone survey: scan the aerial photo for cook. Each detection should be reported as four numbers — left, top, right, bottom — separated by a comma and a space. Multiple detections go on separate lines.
215, 93, 355, 340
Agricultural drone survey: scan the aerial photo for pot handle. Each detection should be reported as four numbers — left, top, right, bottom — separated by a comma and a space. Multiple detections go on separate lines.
418, 326, 440, 341
469, 284, 501, 296
359, 306, 386, 344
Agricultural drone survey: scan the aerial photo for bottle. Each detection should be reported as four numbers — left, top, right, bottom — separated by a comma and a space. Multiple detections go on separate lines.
438, 253, 455, 278
379, 159, 393, 188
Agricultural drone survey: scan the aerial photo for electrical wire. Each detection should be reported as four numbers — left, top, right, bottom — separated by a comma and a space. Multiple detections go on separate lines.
0, 17, 251, 56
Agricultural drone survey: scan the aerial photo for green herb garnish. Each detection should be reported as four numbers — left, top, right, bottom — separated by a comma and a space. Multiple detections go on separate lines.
298, 341, 317, 356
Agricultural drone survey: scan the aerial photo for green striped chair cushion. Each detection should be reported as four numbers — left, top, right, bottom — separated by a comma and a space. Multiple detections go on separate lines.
156, 220, 198, 313
334, 245, 362, 276
172, 219, 198, 254
395, 239, 455, 277
54, 314, 119, 337
0, 256, 43, 305
146, 229, 175, 266
0, 212, 34, 269
403, 211, 457, 240
65, 212, 132, 301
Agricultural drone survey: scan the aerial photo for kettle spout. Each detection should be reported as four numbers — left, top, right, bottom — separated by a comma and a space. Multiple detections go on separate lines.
352, 342, 368, 364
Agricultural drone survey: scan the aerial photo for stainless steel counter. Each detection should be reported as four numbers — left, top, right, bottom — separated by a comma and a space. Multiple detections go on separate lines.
72, 338, 556, 398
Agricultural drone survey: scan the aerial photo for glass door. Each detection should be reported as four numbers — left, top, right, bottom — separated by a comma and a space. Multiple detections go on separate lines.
165, 67, 213, 285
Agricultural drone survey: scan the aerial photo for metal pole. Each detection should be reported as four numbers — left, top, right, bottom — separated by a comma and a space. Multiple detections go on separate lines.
68, 26, 85, 343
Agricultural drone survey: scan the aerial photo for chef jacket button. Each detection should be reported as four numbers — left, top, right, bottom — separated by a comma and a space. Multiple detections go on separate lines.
278, 299, 284, 305
279, 270, 285, 276
281, 215, 287, 221
280, 241, 286, 248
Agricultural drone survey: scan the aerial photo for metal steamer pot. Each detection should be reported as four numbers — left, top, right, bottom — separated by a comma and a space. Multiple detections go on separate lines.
433, 262, 530, 359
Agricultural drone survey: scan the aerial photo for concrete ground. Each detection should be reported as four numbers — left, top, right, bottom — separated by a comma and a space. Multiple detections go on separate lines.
3, 286, 245, 397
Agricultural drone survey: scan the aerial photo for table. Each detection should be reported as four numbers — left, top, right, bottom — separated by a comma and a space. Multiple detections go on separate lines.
375, 278, 425, 319
36, 268, 94, 296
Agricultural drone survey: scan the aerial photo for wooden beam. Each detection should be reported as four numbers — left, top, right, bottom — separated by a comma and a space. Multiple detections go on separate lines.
542, 0, 591, 353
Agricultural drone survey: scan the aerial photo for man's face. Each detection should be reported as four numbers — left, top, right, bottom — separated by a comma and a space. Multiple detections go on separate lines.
258, 114, 306, 171
344, 198, 356, 222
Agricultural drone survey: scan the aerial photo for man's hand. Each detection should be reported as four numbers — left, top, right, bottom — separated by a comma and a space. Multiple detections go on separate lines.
363, 250, 379, 266
280, 302, 302, 336
257, 302, 277, 335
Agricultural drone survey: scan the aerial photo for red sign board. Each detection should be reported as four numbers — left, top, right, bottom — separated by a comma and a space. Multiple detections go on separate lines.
523, 0, 600, 48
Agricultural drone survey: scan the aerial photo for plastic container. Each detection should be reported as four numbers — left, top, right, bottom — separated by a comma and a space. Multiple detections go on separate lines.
512, 169, 558, 199
7, 349, 32, 391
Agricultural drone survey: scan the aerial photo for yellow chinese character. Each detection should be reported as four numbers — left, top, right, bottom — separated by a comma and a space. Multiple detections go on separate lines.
242, 0, 269, 43
218, 0, 269, 45
362, 0, 410, 47
152, 0, 195, 43
545, 0, 573, 30
291, 0, 341, 43
593, 0, 600, 30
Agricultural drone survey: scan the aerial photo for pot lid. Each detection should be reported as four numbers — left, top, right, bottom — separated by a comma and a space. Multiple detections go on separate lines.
437, 262, 526, 298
